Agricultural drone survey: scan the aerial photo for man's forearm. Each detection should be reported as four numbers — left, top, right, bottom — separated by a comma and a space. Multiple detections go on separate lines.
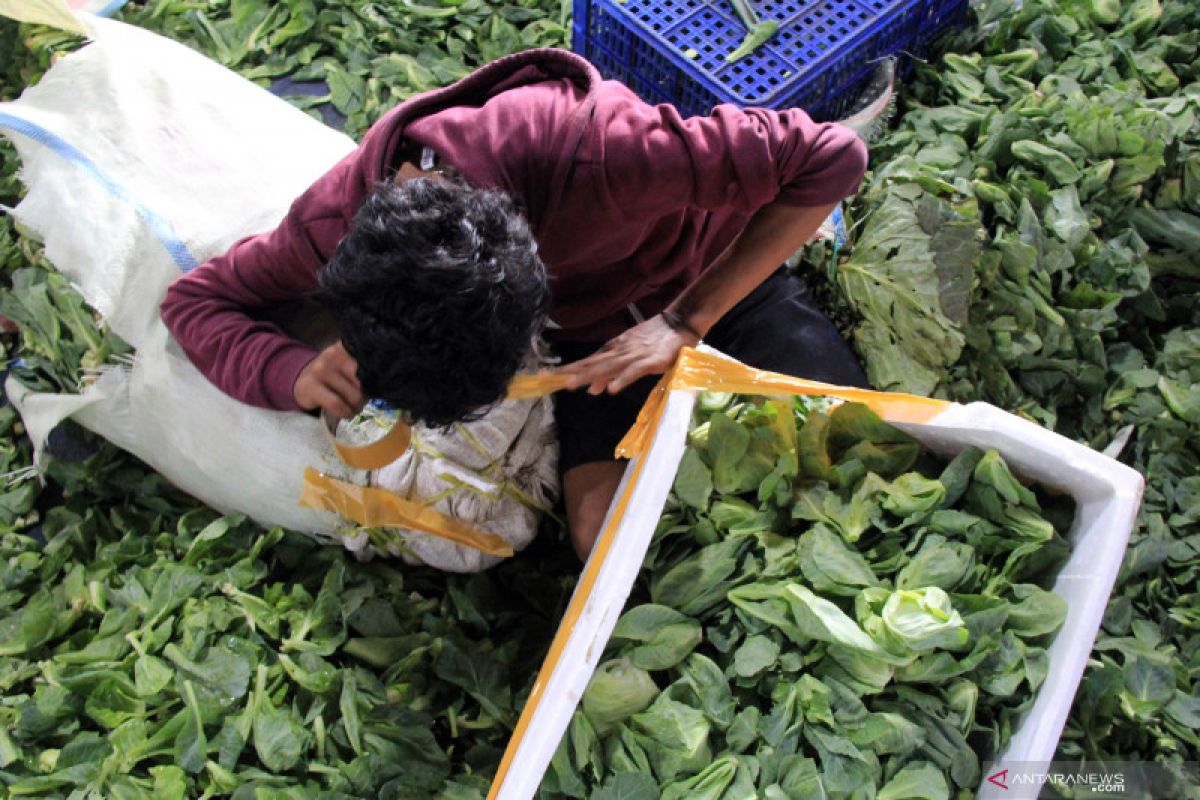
161, 273, 319, 411
666, 201, 838, 336
556, 200, 842, 395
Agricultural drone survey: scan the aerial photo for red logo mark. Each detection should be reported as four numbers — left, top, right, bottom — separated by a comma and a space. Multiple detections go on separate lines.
988, 769, 1009, 789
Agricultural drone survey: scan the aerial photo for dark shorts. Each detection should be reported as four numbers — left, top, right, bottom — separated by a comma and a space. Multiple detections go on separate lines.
553, 268, 870, 473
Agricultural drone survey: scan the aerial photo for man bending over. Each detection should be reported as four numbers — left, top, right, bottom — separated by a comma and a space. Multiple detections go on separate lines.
160, 49, 870, 561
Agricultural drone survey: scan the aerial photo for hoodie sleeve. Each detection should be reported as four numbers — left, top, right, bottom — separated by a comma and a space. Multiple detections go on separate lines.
159, 165, 358, 411
596, 96, 868, 218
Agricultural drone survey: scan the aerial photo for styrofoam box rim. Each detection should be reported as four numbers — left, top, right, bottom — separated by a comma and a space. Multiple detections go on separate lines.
495, 394, 1144, 800
907, 403, 1144, 800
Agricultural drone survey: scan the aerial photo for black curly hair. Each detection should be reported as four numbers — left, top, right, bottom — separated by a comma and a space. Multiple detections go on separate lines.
317, 178, 548, 427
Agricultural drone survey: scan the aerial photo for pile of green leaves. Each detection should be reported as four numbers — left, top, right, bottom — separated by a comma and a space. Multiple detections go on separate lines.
543, 395, 1075, 798
819, 0, 1199, 774
0, 432, 577, 798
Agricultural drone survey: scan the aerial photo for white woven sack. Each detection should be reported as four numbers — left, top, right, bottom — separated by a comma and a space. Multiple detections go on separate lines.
0, 15, 557, 572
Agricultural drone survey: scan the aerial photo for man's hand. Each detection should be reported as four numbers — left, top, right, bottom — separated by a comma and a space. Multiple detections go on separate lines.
557, 201, 836, 398
559, 313, 700, 395
293, 341, 365, 419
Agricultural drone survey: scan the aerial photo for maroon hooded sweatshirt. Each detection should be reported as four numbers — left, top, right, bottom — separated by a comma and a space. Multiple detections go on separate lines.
160, 49, 868, 412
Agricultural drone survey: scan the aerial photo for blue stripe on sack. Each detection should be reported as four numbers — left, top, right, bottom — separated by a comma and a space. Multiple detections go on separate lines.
93, 0, 132, 17
0, 111, 199, 272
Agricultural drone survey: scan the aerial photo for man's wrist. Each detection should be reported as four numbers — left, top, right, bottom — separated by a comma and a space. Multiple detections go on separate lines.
660, 308, 703, 341
271, 344, 322, 412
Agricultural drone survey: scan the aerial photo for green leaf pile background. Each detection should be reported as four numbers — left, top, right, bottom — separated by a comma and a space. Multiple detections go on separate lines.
0, 0, 1198, 795
816, 0, 1199, 777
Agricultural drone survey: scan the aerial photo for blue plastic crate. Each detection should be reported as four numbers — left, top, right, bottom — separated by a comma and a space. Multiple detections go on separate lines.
572, 0, 967, 120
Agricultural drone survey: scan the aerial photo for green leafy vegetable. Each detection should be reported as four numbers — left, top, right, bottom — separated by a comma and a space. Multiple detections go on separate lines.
582, 658, 659, 734
552, 398, 1075, 795
834, 181, 981, 395
807, 0, 1200, 779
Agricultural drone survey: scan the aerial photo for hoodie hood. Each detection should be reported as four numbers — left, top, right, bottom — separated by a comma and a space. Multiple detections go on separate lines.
355, 48, 603, 211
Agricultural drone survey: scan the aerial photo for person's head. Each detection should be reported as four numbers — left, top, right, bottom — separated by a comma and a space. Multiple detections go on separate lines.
318, 178, 548, 427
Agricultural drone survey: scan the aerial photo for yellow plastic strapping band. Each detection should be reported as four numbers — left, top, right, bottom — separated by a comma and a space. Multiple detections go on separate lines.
322, 410, 413, 472
506, 371, 574, 399
310, 348, 950, 580
322, 372, 565, 474
615, 347, 950, 458
299, 468, 514, 558
487, 347, 952, 797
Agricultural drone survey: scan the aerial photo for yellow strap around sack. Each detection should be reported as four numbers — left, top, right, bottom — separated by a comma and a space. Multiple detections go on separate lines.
306, 348, 951, 564
303, 376, 570, 557
321, 409, 413, 472
298, 468, 514, 558
319, 372, 569, 472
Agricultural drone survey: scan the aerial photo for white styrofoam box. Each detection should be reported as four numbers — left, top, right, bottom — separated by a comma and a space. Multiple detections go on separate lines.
490, 389, 1143, 800
909, 405, 1144, 800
